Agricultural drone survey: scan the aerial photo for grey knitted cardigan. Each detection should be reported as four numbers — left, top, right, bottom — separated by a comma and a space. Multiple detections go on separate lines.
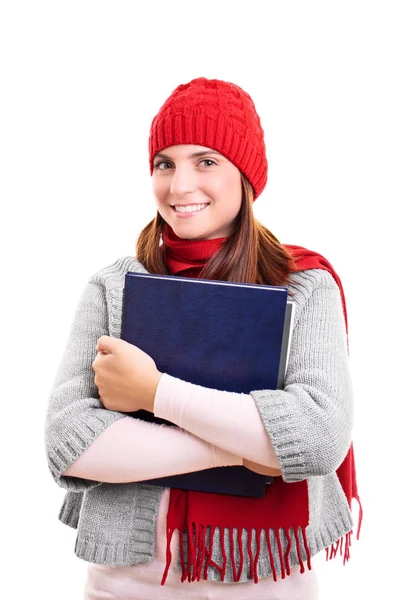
44, 255, 356, 584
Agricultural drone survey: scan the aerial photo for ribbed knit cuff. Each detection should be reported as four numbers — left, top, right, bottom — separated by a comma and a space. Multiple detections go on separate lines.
46, 409, 127, 492
250, 389, 309, 482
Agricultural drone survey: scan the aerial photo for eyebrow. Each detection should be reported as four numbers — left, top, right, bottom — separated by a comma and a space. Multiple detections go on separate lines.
153, 150, 224, 161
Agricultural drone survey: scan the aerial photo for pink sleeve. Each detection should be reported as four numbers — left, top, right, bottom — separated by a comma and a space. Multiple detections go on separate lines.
62, 416, 242, 484
153, 373, 280, 469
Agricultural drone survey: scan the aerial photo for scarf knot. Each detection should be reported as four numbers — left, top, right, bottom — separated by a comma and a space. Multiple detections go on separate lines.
161, 223, 226, 277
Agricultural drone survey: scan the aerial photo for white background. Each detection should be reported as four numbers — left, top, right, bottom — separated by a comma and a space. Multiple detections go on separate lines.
1, 1, 399, 598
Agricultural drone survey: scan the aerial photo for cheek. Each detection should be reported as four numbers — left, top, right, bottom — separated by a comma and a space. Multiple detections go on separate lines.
213, 170, 241, 197
152, 178, 169, 204
215, 178, 242, 212
151, 177, 161, 196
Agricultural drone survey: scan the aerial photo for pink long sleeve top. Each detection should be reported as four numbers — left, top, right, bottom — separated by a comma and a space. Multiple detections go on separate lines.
63, 374, 318, 599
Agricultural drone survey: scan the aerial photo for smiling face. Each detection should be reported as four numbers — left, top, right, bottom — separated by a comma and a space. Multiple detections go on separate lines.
151, 144, 243, 240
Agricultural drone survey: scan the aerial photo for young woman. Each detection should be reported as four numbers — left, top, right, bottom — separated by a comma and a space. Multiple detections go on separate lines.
45, 77, 362, 600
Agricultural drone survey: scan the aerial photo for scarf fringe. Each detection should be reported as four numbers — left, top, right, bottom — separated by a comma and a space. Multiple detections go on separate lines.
325, 494, 363, 566
162, 502, 363, 586
161, 523, 313, 585
161, 486, 363, 585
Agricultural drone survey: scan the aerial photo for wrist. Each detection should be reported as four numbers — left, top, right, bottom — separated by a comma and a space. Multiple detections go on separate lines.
145, 370, 163, 413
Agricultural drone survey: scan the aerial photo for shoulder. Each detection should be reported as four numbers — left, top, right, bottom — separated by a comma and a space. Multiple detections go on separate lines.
88, 255, 148, 288
288, 268, 339, 300
287, 267, 347, 342
286, 248, 345, 329
284, 244, 342, 301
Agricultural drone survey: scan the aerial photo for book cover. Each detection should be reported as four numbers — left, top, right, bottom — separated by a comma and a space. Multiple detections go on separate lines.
121, 271, 294, 497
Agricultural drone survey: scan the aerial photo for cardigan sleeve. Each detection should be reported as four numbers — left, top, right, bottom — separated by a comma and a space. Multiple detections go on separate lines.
44, 280, 128, 492
250, 269, 354, 482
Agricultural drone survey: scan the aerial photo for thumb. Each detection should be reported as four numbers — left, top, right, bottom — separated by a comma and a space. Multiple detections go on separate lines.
96, 335, 115, 354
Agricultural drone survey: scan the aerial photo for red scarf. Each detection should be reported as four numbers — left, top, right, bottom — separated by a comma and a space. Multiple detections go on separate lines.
160, 223, 363, 584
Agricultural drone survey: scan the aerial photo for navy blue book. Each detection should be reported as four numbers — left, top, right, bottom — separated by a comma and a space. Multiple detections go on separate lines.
121, 271, 295, 498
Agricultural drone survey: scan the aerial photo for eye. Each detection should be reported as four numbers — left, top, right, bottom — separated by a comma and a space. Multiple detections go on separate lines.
153, 159, 217, 170
154, 160, 172, 170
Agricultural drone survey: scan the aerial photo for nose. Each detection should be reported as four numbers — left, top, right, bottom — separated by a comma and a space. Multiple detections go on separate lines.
170, 165, 197, 198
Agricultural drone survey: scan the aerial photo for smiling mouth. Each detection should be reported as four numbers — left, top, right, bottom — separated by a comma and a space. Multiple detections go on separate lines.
172, 203, 210, 214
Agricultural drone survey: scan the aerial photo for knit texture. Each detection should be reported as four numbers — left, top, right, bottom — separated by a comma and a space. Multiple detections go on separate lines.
45, 256, 356, 582
148, 77, 268, 200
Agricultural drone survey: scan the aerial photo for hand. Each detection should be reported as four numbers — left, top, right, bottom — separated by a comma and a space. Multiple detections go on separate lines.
243, 458, 282, 477
92, 335, 163, 413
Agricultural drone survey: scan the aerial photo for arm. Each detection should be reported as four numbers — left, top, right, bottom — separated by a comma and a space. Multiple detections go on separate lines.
251, 270, 354, 482
62, 416, 242, 483
44, 278, 129, 492
154, 270, 353, 483
153, 373, 281, 469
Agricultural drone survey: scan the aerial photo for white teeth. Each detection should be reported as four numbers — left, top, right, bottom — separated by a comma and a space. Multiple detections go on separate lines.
174, 203, 209, 213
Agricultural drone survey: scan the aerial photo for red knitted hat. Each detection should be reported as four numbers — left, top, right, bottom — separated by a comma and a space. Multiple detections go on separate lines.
148, 77, 268, 200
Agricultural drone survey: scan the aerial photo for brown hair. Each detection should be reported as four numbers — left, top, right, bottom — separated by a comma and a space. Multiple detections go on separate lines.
136, 173, 297, 287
